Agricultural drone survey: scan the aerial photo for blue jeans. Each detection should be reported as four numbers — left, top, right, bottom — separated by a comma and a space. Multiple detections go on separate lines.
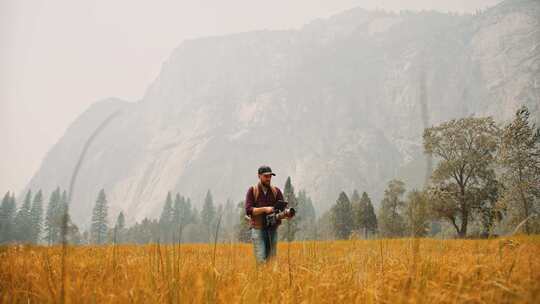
251, 226, 278, 263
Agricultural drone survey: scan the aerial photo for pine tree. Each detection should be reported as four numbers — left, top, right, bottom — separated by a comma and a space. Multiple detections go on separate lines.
235, 200, 251, 243
90, 189, 109, 244
30, 189, 44, 244
297, 190, 316, 221
173, 193, 193, 243
116, 212, 125, 230
222, 198, 236, 242
200, 190, 216, 242
159, 191, 174, 242
378, 179, 407, 238
172, 193, 182, 242
114, 211, 125, 243
0, 191, 17, 243
362, 192, 378, 237
59, 190, 68, 219
317, 209, 335, 240
353, 191, 377, 238
201, 190, 216, 223
185, 205, 203, 242
296, 189, 316, 240
59, 189, 71, 244
331, 191, 354, 239
279, 176, 300, 241
498, 105, 540, 234
214, 203, 224, 242
14, 189, 33, 242
45, 187, 61, 245
350, 189, 363, 232
405, 189, 430, 237
189, 199, 198, 224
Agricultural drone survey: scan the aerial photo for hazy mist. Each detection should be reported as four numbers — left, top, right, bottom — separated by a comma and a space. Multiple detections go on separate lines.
1, 0, 501, 196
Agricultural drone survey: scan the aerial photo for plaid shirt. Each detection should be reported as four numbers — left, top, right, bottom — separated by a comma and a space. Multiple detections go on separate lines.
245, 182, 284, 229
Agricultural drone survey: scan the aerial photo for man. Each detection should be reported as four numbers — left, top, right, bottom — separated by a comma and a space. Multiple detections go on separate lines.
245, 165, 293, 264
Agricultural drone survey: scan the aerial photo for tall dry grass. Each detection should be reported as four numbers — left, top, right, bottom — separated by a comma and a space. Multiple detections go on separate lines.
1, 236, 539, 303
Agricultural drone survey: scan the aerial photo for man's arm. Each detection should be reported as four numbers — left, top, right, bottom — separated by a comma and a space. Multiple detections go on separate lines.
276, 187, 284, 202
253, 206, 273, 215
275, 187, 286, 226
245, 187, 273, 216
276, 187, 294, 219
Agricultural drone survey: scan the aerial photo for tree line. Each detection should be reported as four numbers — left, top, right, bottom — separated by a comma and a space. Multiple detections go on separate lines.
0, 187, 82, 244
1, 106, 538, 244
323, 105, 539, 239
0, 176, 317, 245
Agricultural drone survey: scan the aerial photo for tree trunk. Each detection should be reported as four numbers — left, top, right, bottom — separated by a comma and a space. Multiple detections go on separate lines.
518, 165, 530, 234
459, 212, 468, 238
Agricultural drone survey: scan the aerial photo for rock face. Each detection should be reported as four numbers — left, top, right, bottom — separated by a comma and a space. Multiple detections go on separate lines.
22, 0, 540, 228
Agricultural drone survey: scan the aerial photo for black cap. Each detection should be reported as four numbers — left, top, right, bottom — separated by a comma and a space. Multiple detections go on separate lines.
258, 165, 276, 176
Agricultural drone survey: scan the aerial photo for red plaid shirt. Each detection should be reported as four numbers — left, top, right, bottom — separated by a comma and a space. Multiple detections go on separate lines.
245, 182, 284, 229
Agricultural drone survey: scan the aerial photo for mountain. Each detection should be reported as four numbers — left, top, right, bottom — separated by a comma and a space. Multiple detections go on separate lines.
21, 0, 540, 228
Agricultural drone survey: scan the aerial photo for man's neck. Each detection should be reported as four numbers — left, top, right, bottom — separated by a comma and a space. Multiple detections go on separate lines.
259, 182, 270, 191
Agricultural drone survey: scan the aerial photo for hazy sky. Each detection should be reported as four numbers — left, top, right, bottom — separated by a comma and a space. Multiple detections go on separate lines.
1, 0, 501, 197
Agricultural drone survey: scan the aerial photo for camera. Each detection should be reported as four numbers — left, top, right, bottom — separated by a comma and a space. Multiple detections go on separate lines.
265, 200, 296, 228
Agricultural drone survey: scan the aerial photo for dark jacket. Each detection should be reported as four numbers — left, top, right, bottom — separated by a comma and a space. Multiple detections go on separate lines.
245, 182, 284, 229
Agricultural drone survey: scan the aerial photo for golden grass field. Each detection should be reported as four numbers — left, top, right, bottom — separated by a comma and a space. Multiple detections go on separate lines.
1, 236, 539, 303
